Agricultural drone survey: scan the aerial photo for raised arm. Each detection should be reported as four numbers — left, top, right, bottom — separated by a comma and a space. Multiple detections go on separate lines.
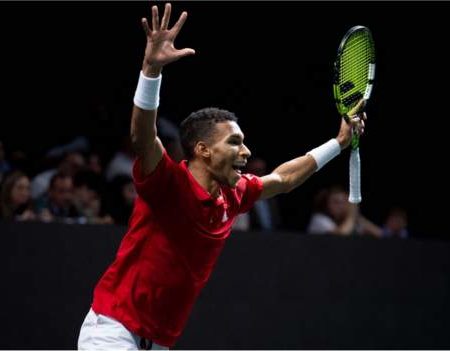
130, 3, 195, 177
260, 102, 366, 200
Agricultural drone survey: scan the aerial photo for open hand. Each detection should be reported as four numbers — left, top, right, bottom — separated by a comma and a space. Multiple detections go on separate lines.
141, 3, 195, 74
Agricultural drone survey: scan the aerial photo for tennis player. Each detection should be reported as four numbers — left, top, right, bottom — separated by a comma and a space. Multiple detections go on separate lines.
78, 3, 366, 350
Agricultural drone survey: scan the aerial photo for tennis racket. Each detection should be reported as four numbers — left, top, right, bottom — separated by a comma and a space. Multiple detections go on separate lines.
333, 25, 375, 204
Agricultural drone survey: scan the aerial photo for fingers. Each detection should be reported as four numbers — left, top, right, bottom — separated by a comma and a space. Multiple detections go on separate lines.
160, 3, 172, 30
172, 11, 188, 38
152, 5, 159, 31
351, 117, 365, 135
348, 98, 366, 116
142, 18, 151, 37
176, 48, 196, 59
349, 113, 366, 136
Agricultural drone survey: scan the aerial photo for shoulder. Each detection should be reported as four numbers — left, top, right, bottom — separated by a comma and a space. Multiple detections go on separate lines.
236, 173, 263, 194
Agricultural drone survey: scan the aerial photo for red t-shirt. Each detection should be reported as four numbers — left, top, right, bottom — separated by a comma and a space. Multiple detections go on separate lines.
92, 151, 263, 347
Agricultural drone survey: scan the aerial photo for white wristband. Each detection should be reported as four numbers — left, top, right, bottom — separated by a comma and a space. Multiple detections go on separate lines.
133, 71, 162, 110
307, 138, 341, 171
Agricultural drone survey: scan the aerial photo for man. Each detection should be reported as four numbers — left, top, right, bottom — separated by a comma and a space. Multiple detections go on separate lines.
34, 172, 80, 223
78, 3, 366, 350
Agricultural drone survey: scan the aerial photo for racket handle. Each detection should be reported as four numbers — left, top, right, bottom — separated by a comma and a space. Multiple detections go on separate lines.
349, 148, 362, 204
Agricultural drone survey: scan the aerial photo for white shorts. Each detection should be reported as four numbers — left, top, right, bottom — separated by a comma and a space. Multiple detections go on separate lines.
78, 308, 169, 350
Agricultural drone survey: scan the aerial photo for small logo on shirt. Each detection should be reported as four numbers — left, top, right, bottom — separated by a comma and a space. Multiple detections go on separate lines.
222, 211, 228, 222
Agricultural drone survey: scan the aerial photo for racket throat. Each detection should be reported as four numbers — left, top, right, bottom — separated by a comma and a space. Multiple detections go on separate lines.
351, 132, 359, 150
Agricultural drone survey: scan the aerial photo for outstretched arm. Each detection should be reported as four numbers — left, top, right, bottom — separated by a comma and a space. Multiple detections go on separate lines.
260, 102, 366, 200
130, 3, 195, 177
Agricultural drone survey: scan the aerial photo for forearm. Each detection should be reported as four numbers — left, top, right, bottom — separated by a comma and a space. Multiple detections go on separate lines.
260, 139, 342, 199
130, 65, 162, 157
273, 136, 343, 193
272, 154, 317, 193
130, 108, 157, 156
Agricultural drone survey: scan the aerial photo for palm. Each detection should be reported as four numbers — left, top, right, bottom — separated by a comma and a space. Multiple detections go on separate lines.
145, 32, 181, 66
142, 3, 195, 68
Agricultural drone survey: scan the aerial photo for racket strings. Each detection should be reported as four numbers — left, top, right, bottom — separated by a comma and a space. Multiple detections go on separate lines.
339, 33, 373, 110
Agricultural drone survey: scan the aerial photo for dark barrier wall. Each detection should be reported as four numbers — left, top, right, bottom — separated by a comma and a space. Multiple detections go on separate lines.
1, 222, 450, 349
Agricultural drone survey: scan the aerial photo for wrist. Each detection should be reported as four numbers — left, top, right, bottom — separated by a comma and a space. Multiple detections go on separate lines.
336, 136, 347, 150
133, 71, 162, 110
307, 138, 341, 171
142, 62, 162, 78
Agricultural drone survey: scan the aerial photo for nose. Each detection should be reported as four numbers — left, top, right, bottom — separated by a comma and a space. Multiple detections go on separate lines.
241, 144, 251, 159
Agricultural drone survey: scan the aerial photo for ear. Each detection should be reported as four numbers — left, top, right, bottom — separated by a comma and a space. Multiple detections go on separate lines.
194, 141, 211, 159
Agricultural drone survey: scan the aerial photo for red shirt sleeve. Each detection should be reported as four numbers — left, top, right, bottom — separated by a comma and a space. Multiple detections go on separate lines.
237, 173, 263, 214
132, 151, 178, 203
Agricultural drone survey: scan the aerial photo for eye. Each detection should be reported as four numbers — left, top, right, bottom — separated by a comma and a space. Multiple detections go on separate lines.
229, 139, 241, 145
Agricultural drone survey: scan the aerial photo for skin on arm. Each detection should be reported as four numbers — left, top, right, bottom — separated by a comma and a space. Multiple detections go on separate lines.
130, 3, 195, 177
260, 111, 366, 200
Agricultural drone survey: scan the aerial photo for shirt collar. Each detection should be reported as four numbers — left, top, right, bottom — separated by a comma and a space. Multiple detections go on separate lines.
180, 160, 222, 204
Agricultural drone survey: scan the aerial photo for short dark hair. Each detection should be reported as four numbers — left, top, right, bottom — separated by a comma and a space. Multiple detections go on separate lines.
180, 107, 238, 160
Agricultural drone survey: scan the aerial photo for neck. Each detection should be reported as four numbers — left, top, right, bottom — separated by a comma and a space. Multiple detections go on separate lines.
187, 159, 221, 198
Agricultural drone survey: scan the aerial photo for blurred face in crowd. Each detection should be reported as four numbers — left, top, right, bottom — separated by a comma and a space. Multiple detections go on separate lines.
50, 176, 74, 208
327, 190, 349, 222
75, 186, 98, 207
385, 211, 407, 234
73, 185, 101, 217
11, 175, 31, 208
88, 153, 102, 175
60, 152, 85, 175
122, 182, 137, 206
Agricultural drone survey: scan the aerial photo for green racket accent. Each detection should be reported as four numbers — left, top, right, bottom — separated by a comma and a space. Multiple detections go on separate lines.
333, 26, 375, 150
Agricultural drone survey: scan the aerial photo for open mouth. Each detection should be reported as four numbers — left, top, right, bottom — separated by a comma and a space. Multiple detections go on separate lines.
232, 163, 246, 175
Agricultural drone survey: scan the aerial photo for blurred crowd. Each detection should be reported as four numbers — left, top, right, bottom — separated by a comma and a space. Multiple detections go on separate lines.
1, 137, 133, 225
0, 116, 183, 226
1, 127, 409, 238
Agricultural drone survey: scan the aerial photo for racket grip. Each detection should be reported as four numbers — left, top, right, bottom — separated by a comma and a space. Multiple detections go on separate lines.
349, 148, 362, 204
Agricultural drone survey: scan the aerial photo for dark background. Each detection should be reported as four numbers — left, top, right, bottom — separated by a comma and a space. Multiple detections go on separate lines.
1, 2, 449, 238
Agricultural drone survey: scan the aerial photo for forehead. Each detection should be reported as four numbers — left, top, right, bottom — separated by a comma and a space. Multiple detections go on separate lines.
213, 121, 243, 139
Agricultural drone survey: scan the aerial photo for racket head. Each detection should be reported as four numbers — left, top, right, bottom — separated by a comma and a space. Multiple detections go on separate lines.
333, 25, 375, 118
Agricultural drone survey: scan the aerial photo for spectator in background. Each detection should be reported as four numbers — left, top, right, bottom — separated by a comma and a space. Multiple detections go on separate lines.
382, 206, 409, 238
0, 170, 36, 221
86, 152, 103, 175
73, 170, 113, 224
307, 185, 382, 237
105, 136, 134, 182
31, 151, 86, 200
105, 117, 184, 183
233, 157, 281, 231
34, 172, 80, 223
